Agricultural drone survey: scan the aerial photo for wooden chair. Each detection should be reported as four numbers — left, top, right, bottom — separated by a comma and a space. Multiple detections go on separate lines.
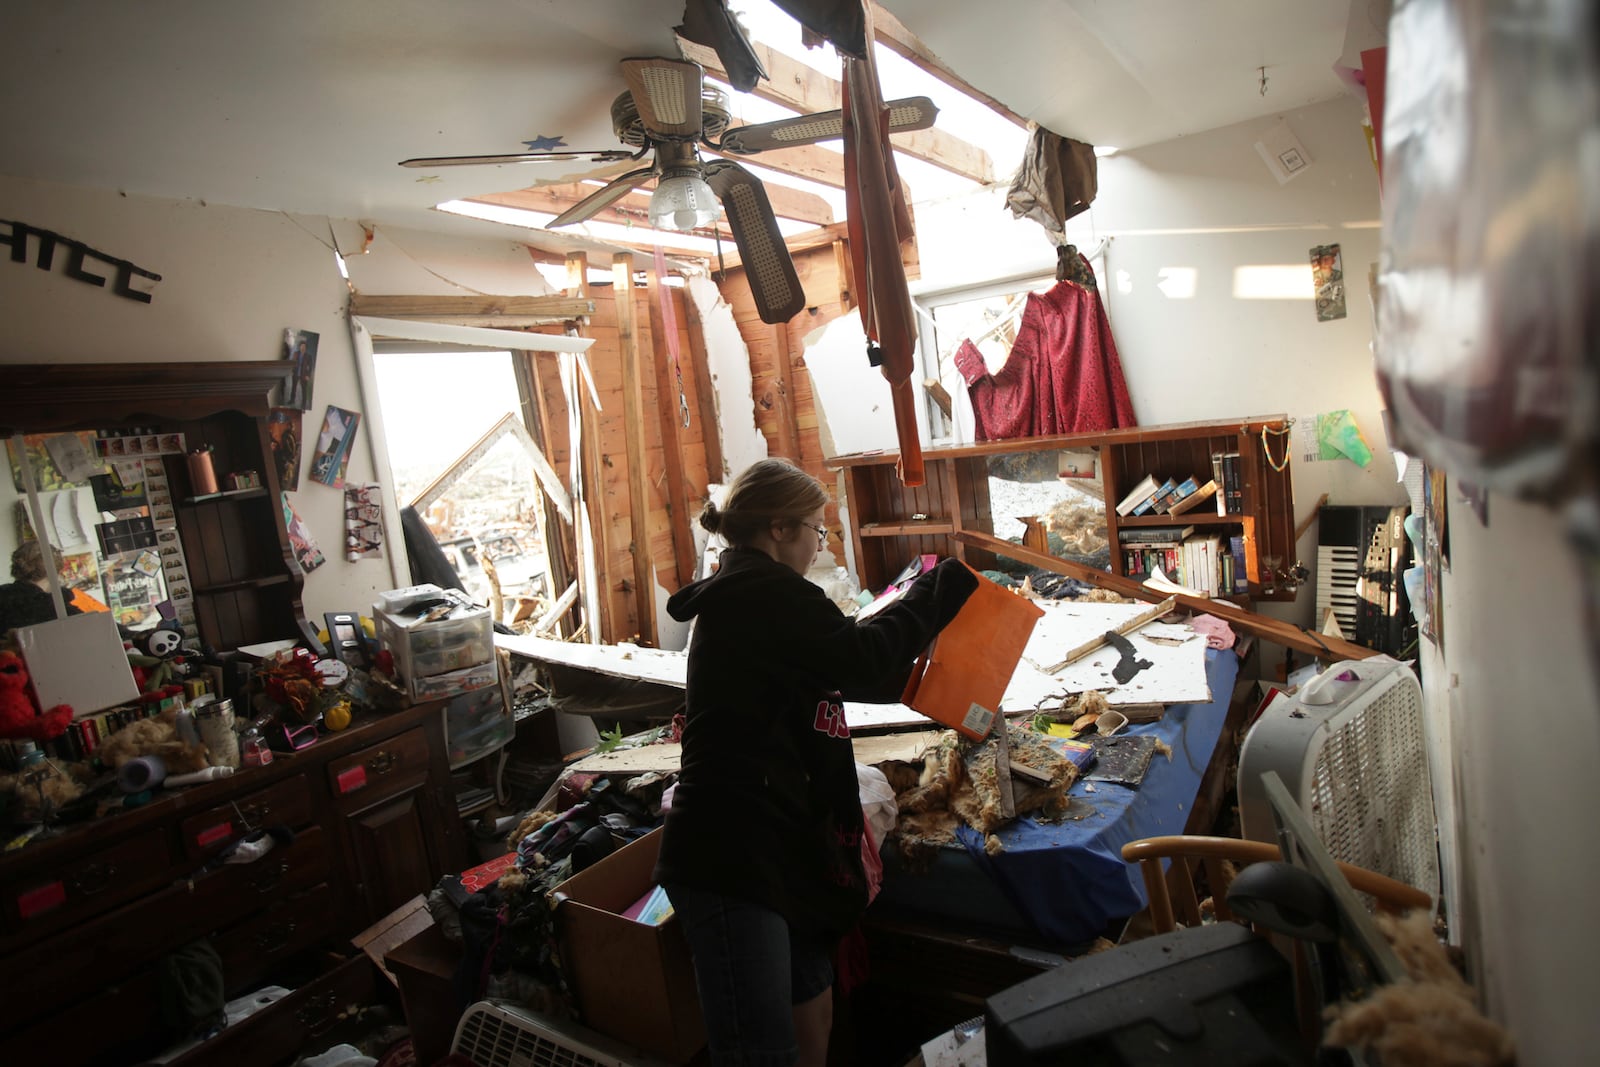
1122, 835, 1434, 1043
1120, 834, 1433, 935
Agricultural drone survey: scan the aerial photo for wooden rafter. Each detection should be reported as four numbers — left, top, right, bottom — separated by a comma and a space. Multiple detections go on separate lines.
473, 175, 833, 229
678, 36, 995, 184
613, 253, 659, 645
350, 293, 595, 327
867, 2, 1030, 130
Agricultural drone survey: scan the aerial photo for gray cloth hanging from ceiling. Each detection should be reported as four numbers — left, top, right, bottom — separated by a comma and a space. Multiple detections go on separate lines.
1006, 126, 1099, 234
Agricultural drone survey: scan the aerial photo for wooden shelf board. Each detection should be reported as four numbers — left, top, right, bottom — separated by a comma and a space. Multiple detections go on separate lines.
859, 519, 956, 537
1118, 514, 1243, 528
194, 573, 292, 596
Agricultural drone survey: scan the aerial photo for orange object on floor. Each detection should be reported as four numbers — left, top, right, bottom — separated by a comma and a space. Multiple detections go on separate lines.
901, 562, 1043, 739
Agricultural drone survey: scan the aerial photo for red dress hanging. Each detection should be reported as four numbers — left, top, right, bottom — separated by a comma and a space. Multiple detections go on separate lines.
954, 271, 1137, 440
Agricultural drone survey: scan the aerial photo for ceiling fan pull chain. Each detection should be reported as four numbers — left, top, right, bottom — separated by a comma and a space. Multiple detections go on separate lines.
652, 242, 691, 428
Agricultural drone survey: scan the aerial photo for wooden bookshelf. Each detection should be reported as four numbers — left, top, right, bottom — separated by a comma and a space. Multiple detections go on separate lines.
829, 417, 1298, 601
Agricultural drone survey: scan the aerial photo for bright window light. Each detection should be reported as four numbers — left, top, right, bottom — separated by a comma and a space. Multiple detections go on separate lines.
1155, 267, 1196, 299
1233, 264, 1313, 300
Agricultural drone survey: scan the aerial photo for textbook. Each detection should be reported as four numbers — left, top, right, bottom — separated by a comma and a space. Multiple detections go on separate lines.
1168, 478, 1219, 515
1115, 473, 1160, 516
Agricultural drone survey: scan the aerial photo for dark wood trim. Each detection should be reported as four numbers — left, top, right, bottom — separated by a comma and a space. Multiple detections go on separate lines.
0, 361, 292, 434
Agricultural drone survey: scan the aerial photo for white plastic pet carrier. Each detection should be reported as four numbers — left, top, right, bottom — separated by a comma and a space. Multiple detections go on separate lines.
451, 1000, 673, 1067
1238, 655, 1439, 900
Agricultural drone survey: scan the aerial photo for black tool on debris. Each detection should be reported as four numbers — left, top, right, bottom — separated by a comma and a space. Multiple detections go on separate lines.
1103, 631, 1153, 684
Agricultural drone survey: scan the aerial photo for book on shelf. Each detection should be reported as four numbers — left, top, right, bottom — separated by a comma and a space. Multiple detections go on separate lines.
1115, 473, 1161, 516
1134, 477, 1176, 516
1220, 452, 1243, 515
1229, 534, 1249, 594
1117, 524, 1195, 545
1167, 479, 1219, 516
1153, 476, 1199, 514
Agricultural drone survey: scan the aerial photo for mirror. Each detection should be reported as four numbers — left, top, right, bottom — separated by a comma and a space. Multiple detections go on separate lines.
985, 448, 1111, 573
4, 430, 183, 636
0, 362, 304, 651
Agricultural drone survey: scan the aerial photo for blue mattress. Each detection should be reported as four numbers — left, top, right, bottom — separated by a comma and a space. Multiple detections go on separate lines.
873, 647, 1239, 949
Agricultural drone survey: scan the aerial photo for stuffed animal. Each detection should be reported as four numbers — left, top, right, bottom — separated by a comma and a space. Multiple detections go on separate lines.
0, 650, 73, 742
126, 619, 188, 694
97, 708, 210, 774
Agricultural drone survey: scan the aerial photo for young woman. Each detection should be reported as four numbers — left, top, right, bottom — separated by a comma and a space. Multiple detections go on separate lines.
656, 457, 977, 1066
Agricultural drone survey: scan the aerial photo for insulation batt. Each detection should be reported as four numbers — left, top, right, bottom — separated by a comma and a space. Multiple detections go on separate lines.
1321, 910, 1515, 1066
888, 723, 1082, 865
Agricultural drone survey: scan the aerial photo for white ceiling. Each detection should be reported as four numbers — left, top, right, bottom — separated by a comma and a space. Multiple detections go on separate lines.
0, 1, 1366, 243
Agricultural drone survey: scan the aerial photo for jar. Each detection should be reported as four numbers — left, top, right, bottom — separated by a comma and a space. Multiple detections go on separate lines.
196, 698, 240, 769
240, 726, 274, 767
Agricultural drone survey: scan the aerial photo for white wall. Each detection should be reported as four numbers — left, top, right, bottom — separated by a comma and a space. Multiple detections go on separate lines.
919, 96, 1404, 634
1434, 492, 1600, 1061
0, 175, 558, 624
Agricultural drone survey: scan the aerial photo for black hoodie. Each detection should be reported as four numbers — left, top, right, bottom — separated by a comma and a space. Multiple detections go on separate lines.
655, 548, 977, 939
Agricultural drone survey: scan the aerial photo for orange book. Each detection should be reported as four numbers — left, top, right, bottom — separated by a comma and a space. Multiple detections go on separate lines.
900, 562, 1044, 739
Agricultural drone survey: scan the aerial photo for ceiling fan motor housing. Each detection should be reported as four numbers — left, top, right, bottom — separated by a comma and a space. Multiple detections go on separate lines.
610, 86, 730, 147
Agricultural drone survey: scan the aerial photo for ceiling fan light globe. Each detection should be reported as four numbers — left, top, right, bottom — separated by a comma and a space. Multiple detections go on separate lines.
650, 172, 720, 232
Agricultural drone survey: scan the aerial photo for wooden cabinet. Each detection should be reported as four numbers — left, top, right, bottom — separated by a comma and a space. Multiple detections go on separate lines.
0, 701, 465, 1067
831, 418, 1297, 602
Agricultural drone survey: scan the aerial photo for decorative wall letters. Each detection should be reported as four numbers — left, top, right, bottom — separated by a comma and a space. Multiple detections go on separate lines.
0, 218, 162, 303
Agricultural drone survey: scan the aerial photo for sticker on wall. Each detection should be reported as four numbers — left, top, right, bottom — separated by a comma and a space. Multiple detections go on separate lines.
0, 218, 163, 303
344, 483, 384, 562
1310, 243, 1346, 322
268, 408, 303, 491
309, 405, 360, 489
1253, 119, 1313, 185
282, 493, 326, 573
283, 328, 320, 412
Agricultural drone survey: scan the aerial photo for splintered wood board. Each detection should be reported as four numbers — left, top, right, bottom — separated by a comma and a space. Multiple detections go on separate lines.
1000, 600, 1211, 710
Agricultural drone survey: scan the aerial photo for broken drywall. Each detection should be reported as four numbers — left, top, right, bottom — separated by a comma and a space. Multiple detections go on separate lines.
687, 275, 767, 479
800, 312, 899, 458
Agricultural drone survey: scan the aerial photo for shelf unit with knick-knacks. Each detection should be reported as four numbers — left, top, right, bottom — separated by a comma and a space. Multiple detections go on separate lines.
828, 416, 1299, 602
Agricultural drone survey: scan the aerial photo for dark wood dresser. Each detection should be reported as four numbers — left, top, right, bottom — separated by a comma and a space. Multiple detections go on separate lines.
0, 700, 467, 1066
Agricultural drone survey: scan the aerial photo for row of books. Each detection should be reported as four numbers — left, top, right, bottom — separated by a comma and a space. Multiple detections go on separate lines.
1113, 452, 1250, 519
40, 697, 178, 766
1114, 472, 1219, 517
1121, 533, 1250, 597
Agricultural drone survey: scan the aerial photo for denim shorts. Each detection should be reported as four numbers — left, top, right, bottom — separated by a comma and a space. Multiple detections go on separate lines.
664, 882, 834, 1066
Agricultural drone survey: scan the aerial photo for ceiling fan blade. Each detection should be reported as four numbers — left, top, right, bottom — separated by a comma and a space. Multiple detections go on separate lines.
620, 57, 705, 140
547, 167, 656, 228
703, 161, 806, 325
718, 96, 939, 155
400, 149, 636, 168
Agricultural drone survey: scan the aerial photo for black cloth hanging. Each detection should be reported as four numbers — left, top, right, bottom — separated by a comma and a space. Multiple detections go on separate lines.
400, 506, 467, 594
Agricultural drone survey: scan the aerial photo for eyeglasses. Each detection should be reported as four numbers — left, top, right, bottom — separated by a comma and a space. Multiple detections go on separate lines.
801, 522, 828, 547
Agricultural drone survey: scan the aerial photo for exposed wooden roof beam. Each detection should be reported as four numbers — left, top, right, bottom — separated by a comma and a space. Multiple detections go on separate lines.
477, 176, 833, 229
867, 2, 1030, 130
679, 36, 994, 185
350, 293, 596, 327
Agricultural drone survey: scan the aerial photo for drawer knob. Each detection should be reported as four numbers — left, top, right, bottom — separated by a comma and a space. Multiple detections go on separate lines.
295, 991, 341, 1034
254, 920, 298, 953
368, 751, 397, 775
68, 861, 119, 894
248, 861, 291, 893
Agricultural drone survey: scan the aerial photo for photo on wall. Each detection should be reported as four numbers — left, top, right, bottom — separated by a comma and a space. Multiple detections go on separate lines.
283, 328, 320, 412
309, 405, 360, 489
267, 407, 303, 491
282, 493, 326, 572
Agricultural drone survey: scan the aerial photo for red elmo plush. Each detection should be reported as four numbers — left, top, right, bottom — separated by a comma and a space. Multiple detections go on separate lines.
0, 651, 73, 742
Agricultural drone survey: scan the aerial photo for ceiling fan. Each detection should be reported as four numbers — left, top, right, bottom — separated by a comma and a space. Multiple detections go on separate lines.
401, 56, 938, 325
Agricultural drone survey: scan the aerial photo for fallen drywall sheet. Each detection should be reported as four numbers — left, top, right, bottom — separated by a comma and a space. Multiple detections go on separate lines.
567, 728, 945, 775
801, 312, 899, 457
688, 275, 766, 478
1002, 600, 1212, 709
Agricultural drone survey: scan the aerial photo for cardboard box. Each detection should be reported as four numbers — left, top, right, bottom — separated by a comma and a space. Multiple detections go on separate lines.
550, 828, 705, 1063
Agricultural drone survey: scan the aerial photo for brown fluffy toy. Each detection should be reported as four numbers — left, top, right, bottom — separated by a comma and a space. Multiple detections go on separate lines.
97, 709, 211, 774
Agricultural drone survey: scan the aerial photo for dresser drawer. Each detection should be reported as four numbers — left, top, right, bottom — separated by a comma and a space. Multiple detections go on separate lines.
4, 828, 331, 1020
216, 881, 338, 995
178, 774, 313, 862
1, 827, 174, 945
325, 726, 432, 810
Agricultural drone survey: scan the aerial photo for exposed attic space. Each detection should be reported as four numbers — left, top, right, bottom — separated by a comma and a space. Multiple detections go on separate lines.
440, 0, 1027, 270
